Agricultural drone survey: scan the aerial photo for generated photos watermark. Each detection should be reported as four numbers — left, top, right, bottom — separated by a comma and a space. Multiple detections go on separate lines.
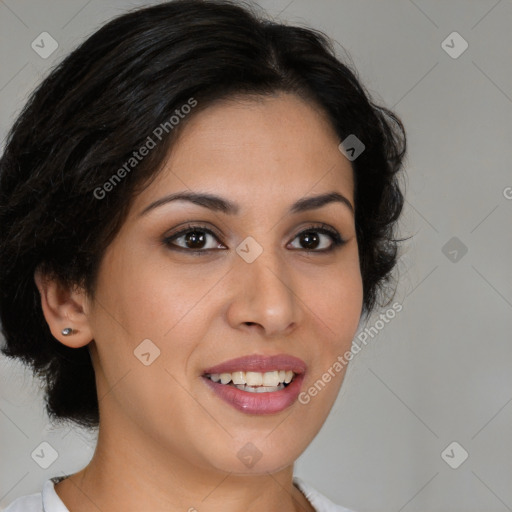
298, 301, 402, 404
93, 97, 197, 200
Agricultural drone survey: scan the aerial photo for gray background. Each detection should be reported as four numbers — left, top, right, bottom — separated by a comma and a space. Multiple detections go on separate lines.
1, 1, 511, 511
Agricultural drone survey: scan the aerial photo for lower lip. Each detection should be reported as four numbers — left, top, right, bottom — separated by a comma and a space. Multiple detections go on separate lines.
202, 373, 305, 415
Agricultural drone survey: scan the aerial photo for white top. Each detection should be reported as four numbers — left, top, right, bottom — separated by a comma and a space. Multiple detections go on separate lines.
2, 475, 356, 512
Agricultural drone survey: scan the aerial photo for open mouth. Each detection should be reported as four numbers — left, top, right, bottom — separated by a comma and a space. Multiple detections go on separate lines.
203, 370, 296, 393
201, 354, 306, 413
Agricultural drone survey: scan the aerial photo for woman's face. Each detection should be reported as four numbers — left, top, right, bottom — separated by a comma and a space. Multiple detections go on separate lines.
84, 92, 363, 475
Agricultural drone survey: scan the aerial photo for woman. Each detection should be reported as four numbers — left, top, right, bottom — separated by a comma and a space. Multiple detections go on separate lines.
0, 0, 406, 510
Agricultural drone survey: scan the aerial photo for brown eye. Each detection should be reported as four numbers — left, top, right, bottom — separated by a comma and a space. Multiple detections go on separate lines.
181, 230, 207, 249
298, 231, 321, 250
164, 224, 225, 253
288, 226, 345, 252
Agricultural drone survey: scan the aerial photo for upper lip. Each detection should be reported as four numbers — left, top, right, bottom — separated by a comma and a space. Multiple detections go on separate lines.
203, 354, 307, 375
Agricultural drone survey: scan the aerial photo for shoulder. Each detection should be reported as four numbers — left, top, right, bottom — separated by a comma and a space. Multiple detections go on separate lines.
293, 476, 358, 512
2, 478, 69, 512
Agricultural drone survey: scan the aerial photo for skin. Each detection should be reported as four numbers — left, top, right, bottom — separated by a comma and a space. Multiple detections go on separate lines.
34, 92, 363, 512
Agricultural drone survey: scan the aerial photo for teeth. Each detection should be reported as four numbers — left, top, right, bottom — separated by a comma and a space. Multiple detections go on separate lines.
220, 373, 231, 385
206, 370, 295, 387
262, 370, 279, 387
235, 383, 285, 393
231, 371, 245, 385
246, 371, 263, 386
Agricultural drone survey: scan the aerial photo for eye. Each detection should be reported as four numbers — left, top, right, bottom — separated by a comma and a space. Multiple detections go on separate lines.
163, 224, 225, 253
163, 223, 346, 255
288, 224, 346, 253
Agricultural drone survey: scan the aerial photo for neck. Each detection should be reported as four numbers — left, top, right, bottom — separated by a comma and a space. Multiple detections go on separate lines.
54, 417, 314, 512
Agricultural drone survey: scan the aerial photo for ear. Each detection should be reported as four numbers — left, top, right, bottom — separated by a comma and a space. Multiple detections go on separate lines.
34, 267, 93, 348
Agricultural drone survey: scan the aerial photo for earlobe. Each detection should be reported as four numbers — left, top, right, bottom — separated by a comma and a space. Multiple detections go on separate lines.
33, 267, 93, 348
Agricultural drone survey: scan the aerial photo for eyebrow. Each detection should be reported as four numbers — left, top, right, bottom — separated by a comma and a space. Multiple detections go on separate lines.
138, 190, 354, 218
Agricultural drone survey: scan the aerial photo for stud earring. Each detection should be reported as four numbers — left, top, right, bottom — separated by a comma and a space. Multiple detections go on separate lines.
61, 327, 74, 336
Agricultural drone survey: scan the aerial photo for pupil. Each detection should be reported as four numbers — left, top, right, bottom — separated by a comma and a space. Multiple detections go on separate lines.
301, 231, 319, 249
186, 230, 205, 249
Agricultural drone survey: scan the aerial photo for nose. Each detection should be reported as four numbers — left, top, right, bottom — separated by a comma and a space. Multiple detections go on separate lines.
225, 244, 301, 338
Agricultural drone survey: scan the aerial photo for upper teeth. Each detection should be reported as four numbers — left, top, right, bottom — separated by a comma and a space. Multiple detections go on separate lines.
207, 370, 295, 387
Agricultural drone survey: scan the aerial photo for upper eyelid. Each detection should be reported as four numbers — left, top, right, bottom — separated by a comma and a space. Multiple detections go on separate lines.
166, 224, 223, 242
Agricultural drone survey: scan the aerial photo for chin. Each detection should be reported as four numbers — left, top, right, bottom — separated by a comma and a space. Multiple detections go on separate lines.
199, 434, 308, 476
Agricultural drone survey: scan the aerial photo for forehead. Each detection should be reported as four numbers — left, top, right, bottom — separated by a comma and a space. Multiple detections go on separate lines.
130, 93, 354, 216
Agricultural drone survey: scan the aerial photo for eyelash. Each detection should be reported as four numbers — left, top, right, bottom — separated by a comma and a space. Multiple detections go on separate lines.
162, 223, 346, 255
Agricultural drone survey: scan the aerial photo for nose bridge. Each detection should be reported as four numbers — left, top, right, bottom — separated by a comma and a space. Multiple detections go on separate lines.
229, 234, 299, 335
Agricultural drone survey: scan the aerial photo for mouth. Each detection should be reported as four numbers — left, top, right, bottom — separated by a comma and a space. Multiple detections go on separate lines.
201, 354, 306, 414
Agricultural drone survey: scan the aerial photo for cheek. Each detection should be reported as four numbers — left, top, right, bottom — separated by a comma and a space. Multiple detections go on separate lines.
100, 260, 222, 374
313, 277, 362, 332
87, 259, 216, 443
306, 258, 363, 345
96, 256, 211, 338
300, 257, 363, 404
